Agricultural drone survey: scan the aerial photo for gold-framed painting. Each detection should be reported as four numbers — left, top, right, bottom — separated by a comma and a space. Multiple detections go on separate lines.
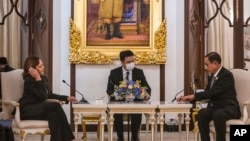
70, 0, 166, 64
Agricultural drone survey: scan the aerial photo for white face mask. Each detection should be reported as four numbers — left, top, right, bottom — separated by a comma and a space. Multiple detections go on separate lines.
125, 62, 135, 71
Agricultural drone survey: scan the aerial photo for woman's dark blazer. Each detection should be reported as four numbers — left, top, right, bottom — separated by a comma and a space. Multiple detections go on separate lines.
19, 75, 68, 119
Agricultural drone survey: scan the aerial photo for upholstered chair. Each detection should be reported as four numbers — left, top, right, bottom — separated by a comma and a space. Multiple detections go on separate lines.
0, 69, 64, 141
193, 69, 250, 141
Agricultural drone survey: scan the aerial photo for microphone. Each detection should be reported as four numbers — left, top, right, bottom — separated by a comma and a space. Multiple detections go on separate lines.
171, 89, 184, 103
62, 80, 89, 103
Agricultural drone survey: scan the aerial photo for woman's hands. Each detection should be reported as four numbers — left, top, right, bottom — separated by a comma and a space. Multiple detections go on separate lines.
29, 67, 41, 81
67, 96, 77, 102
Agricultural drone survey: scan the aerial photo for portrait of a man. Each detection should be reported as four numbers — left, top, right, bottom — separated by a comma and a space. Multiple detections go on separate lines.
86, 0, 150, 46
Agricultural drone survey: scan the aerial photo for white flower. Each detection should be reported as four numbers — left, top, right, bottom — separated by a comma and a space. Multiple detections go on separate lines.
128, 84, 133, 89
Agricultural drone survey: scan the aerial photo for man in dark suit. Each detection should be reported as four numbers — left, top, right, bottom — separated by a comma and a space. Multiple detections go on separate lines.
177, 52, 241, 141
0, 57, 14, 72
107, 50, 151, 141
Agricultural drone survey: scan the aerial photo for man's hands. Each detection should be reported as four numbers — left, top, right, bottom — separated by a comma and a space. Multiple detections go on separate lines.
176, 94, 195, 102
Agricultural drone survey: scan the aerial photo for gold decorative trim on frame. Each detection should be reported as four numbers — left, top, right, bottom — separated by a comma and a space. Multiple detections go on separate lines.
134, 19, 167, 64
70, 0, 166, 64
69, 19, 113, 64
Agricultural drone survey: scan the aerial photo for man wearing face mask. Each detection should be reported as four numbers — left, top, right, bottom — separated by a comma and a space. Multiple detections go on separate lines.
106, 50, 151, 141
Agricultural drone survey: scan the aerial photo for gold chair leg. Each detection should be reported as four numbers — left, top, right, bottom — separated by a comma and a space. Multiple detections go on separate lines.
97, 121, 100, 138
82, 121, 87, 141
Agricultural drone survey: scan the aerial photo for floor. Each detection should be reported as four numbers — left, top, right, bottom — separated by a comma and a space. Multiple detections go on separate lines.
14, 131, 196, 141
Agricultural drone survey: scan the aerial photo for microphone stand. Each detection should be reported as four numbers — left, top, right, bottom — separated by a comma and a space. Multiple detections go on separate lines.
62, 80, 89, 103
171, 89, 184, 103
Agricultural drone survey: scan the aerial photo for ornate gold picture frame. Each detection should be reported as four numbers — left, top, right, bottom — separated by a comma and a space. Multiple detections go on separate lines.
70, 0, 166, 64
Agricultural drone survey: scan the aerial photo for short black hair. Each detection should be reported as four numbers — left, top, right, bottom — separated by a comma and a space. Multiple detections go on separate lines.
0, 57, 8, 65
205, 52, 221, 64
119, 50, 134, 61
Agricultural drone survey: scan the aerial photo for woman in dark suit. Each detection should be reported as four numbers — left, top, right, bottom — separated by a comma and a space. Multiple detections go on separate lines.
19, 56, 77, 141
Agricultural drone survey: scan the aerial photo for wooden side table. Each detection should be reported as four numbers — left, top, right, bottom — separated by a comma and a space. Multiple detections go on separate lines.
73, 103, 107, 141
107, 101, 157, 141
157, 102, 192, 141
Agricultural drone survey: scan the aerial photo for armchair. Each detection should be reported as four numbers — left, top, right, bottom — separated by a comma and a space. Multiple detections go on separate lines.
0, 69, 64, 141
193, 69, 250, 141
209, 69, 250, 140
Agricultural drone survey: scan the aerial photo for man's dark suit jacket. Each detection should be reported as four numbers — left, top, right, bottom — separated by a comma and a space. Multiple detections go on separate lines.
195, 67, 240, 114
2, 65, 14, 72
107, 66, 151, 100
19, 75, 68, 119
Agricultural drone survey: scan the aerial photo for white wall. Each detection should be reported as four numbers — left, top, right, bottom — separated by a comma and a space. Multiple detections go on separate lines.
52, 0, 185, 122
53, 0, 72, 120
164, 0, 185, 120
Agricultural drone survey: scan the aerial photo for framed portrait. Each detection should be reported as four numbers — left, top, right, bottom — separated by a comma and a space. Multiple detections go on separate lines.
70, 0, 166, 64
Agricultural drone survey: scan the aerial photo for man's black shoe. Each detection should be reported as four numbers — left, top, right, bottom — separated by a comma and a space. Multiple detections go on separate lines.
117, 138, 124, 141
105, 33, 112, 40
113, 32, 124, 38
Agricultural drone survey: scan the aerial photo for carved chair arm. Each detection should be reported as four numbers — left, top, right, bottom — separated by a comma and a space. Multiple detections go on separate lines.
3, 99, 21, 124
45, 99, 66, 105
242, 100, 250, 123
3, 100, 19, 107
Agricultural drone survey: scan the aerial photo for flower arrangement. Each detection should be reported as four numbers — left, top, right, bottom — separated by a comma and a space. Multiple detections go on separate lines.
113, 80, 149, 101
